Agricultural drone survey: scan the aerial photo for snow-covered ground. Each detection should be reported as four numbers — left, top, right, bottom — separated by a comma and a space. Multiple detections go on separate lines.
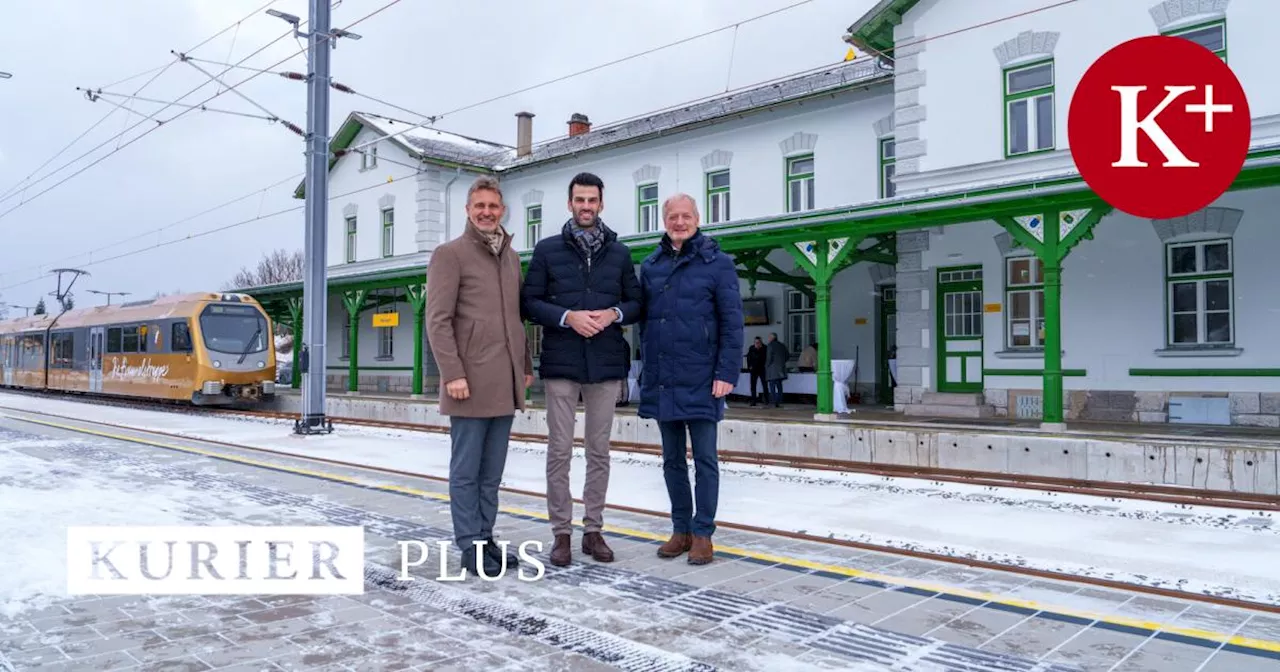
1, 391, 1277, 607
0, 427, 333, 619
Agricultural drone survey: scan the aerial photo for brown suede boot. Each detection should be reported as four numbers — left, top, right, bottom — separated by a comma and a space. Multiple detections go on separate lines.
550, 534, 571, 567
656, 532, 692, 558
582, 532, 615, 562
687, 535, 713, 565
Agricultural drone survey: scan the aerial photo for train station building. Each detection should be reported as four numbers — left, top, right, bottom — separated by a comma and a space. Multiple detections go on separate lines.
242, 0, 1280, 430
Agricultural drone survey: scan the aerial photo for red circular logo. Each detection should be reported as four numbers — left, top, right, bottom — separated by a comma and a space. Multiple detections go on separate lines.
1068, 35, 1251, 220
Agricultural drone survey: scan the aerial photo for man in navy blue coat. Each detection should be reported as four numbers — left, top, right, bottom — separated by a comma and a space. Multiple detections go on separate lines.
637, 193, 743, 565
521, 172, 642, 567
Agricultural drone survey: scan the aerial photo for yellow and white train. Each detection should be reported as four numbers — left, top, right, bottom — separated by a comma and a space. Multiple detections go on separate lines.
0, 292, 277, 405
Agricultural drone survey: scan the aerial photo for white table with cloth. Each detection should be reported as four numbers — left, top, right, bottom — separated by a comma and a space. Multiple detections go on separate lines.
730, 359, 855, 409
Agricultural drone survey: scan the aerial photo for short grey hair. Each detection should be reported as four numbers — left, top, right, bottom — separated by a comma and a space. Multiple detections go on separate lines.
661, 192, 698, 218
467, 175, 504, 203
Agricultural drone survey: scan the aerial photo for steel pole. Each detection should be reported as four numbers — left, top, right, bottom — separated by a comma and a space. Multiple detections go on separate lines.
297, 0, 333, 434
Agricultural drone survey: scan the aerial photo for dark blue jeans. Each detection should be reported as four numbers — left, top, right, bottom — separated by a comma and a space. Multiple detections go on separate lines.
448, 415, 514, 550
768, 380, 784, 405
658, 419, 719, 537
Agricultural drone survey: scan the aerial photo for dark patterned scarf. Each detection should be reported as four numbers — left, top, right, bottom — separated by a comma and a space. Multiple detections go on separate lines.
564, 219, 606, 257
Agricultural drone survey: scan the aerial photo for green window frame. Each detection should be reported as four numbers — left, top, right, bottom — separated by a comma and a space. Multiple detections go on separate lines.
1005, 255, 1045, 349
706, 170, 730, 224
879, 138, 896, 198
381, 208, 394, 258
526, 204, 542, 246
377, 303, 395, 360
1165, 239, 1233, 348
344, 216, 357, 264
1164, 19, 1226, 62
785, 154, 814, 213
637, 183, 659, 233
1003, 59, 1055, 158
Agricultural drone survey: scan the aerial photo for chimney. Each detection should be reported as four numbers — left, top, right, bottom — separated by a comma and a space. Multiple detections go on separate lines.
568, 113, 591, 137
516, 111, 534, 157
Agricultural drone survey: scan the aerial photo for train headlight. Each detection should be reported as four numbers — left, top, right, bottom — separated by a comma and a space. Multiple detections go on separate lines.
257, 361, 265, 369
213, 360, 222, 368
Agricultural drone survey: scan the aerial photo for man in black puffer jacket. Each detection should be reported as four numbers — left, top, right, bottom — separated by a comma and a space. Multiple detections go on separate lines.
521, 172, 642, 567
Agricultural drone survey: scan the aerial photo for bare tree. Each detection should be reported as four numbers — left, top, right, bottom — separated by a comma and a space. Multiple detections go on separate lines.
224, 249, 305, 291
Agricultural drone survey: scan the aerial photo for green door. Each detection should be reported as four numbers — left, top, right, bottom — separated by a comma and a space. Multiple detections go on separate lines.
877, 285, 896, 404
936, 266, 984, 393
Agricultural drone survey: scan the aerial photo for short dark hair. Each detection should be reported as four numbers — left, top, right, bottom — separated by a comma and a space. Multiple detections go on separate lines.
568, 172, 604, 200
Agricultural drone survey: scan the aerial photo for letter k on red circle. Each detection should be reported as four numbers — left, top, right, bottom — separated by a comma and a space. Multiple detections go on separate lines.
1068, 35, 1251, 219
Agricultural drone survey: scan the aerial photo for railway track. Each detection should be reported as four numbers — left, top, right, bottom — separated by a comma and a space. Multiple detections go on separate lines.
2, 399, 1279, 616
1, 386, 1277, 513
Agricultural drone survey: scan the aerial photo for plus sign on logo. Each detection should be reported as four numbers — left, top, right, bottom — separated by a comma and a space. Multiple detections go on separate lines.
1068, 35, 1251, 220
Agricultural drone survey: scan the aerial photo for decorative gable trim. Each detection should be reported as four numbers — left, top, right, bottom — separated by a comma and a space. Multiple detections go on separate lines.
701, 150, 733, 171
1151, 207, 1243, 242
873, 114, 895, 139
1149, 0, 1229, 31
522, 189, 543, 206
378, 194, 395, 210
343, 203, 358, 218
993, 30, 1060, 67
633, 164, 661, 184
779, 132, 818, 156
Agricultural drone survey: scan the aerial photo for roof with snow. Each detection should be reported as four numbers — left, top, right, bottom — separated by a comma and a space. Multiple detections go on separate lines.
295, 56, 891, 197
496, 56, 890, 172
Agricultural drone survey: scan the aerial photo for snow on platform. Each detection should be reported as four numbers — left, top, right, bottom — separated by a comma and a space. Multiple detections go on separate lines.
1, 391, 1278, 608
2, 402, 1280, 670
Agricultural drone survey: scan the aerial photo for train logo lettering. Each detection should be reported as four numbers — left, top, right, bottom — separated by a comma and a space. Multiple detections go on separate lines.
107, 357, 170, 382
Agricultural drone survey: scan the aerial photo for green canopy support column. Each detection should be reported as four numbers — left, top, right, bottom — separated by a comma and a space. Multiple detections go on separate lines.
995, 206, 1110, 428
286, 297, 303, 389
342, 289, 370, 393
405, 283, 427, 397
785, 236, 861, 415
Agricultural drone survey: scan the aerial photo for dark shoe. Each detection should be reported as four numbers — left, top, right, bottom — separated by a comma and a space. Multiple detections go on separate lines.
484, 537, 518, 568
550, 534, 572, 567
688, 535, 714, 565
461, 545, 502, 577
582, 532, 614, 562
656, 532, 692, 558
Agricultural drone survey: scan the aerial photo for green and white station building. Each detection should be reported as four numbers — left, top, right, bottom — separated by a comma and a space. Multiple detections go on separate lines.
244, 0, 1280, 429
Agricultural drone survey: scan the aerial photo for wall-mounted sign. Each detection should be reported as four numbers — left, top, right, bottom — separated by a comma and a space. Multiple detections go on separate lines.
984, 303, 1002, 313
372, 313, 399, 328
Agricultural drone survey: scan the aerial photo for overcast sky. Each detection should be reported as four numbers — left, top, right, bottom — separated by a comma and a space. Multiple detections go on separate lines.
0, 0, 870, 313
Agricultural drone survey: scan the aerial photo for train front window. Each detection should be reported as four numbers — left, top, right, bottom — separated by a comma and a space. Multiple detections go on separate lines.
199, 304, 268, 356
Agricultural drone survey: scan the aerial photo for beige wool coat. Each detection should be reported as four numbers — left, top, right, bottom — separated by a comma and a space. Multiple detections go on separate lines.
425, 222, 533, 418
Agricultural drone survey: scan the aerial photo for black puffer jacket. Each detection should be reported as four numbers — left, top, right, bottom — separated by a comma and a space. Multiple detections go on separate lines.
521, 220, 642, 383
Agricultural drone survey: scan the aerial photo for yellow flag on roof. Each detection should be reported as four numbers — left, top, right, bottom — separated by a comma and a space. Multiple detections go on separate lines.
844, 46, 857, 61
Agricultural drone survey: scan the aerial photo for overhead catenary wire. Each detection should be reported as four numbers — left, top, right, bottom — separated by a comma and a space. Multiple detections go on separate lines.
0, 0, 285, 203
5, 0, 1084, 293
337, 0, 824, 159
0, 166, 426, 292
0, 0, 403, 222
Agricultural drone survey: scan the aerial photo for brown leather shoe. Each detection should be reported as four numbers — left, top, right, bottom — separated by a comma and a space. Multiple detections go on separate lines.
656, 532, 692, 558
582, 532, 614, 562
687, 535, 713, 565
549, 534, 571, 567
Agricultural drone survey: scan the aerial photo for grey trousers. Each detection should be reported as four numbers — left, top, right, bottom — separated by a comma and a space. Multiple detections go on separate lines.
543, 378, 619, 536
448, 415, 514, 550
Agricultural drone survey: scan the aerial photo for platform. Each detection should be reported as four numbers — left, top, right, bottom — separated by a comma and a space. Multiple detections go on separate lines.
265, 389, 1280, 496
3, 413, 1279, 671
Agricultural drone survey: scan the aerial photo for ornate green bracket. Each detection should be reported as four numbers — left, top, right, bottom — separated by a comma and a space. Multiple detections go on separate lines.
286, 297, 303, 390
405, 283, 427, 396
341, 288, 371, 392
994, 205, 1111, 425
784, 236, 863, 414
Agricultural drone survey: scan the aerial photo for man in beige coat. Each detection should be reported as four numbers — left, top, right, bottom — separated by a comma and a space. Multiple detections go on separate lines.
425, 176, 533, 577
